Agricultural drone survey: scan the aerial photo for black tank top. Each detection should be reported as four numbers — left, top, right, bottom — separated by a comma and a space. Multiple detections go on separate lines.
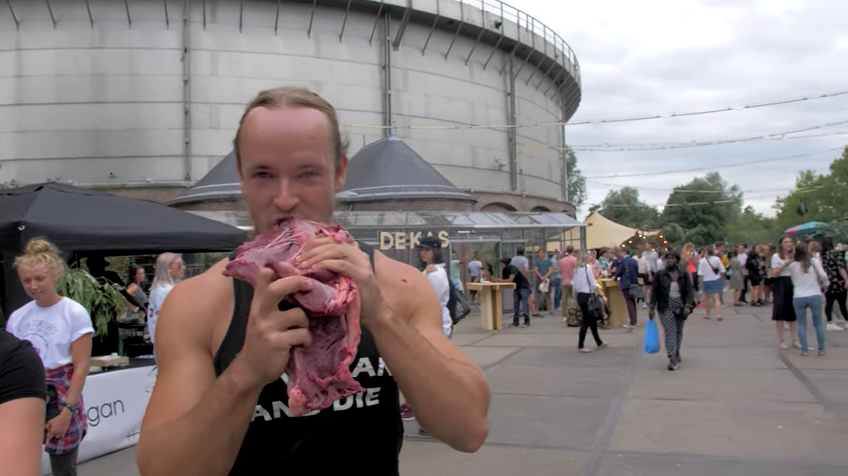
213, 244, 403, 475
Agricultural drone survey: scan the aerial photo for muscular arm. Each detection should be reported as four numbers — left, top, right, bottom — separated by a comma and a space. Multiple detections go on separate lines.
368, 255, 490, 452
0, 398, 45, 476
137, 267, 260, 476
0, 334, 46, 476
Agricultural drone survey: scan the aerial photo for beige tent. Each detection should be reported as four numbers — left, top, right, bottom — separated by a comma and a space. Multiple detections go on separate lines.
561, 211, 660, 250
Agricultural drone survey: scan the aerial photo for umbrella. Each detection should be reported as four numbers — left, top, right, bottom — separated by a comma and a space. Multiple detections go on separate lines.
784, 221, 829, 237
0, 182, 247, 254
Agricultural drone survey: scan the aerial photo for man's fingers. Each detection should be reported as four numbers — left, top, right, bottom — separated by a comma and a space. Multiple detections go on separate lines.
274, 327, 312, 348
312, 259, 367, 282
264, 275, 313, 303
254, 265, 279, 289
275, 308, 310, 331
298, 237, 338, 260
297, 246, 358, 270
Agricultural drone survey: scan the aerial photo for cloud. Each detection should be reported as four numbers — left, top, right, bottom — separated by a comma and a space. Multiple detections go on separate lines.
511, 0, 848, 218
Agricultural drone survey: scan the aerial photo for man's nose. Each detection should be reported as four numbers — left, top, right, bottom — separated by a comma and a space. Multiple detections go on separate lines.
272, 179, 299, 212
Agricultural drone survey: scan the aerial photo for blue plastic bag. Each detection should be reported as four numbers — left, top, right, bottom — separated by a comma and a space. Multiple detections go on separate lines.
644, 318, 660, 354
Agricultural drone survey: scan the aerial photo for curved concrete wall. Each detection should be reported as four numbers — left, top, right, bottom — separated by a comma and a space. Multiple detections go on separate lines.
0, 0, 581, 210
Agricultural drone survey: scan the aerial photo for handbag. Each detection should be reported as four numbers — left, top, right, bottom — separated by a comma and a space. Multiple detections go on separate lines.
447, 280, 472, 324
644, 318, 660, 354
584, 265, 604, 319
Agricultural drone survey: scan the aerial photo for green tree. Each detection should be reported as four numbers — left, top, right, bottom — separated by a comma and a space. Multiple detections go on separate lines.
588, 186, 660, 230
725, 206, 780, 246
660, 172, 743, 245
0, 180, 20, 190
565, 147, 587, 212
774, 145, 848, 231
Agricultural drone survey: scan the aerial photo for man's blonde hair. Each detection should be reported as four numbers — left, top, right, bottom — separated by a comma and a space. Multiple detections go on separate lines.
233, 87, 349, 171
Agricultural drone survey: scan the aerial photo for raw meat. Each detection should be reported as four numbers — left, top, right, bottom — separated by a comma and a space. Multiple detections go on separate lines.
223, 217, 364, 415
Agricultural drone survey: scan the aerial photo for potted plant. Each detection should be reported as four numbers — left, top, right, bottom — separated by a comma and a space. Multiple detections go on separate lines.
57, 268, 126, 337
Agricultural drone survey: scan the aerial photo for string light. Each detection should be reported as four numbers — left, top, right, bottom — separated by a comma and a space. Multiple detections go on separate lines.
585, 148, 842, 179
541, 120, 848, 152
341, 89, 848, 131
561, 130, 848, 150
585, 181, 827, 195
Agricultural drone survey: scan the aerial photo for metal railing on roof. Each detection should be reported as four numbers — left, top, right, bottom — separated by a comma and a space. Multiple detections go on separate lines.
479, 0, 581, 85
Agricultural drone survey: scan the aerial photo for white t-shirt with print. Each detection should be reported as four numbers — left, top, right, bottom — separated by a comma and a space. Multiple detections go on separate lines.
6, 297, 94, 371
697, 256, 725, 281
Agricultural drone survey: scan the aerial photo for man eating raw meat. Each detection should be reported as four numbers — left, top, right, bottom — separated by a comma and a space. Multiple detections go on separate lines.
136, 87, 491, 476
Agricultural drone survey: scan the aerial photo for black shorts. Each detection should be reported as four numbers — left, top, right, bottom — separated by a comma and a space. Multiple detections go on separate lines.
639, 273, 652, 286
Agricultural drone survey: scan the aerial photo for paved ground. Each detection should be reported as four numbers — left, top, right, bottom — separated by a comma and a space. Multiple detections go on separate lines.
76, 299, 848, 476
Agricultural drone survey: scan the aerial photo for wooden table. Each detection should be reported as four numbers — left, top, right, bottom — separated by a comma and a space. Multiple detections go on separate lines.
467, 282, 516, 331
599, 279, 629, 328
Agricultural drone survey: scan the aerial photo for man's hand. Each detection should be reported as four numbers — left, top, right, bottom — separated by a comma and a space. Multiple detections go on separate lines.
45, 409, 71, 440
296, 237, 389, 328
235, 266, 314, 390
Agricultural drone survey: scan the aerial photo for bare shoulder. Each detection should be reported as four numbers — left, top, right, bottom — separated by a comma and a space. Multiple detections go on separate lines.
156, 258, 234, 353
372, 251, 438, 319
140, 258, 235, 436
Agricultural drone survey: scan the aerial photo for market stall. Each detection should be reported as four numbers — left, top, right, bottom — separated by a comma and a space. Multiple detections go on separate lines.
0, 182, 247, 318
0, 182, 247, 469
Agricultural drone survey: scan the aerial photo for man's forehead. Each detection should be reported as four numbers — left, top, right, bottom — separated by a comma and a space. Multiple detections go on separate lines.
243, 106, 332, 138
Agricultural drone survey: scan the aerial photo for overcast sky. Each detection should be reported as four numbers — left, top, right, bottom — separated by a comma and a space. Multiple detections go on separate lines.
510, 0, 848, 219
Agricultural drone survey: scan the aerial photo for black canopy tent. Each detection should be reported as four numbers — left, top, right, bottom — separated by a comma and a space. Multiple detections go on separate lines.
1, 182, 248, 317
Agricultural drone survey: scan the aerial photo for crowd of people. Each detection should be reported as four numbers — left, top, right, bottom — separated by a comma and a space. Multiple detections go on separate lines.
471, 235, 847, 369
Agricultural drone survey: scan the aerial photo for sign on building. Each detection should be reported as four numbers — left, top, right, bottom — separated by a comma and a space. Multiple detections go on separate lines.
378, 230, 450, 250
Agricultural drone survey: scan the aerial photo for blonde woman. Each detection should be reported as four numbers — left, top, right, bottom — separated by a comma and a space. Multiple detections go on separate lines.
147, 252, 185, 347
6, 238, 93, 476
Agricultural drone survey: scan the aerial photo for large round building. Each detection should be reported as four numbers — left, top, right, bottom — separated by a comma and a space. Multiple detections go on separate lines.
0, 0, 581, 213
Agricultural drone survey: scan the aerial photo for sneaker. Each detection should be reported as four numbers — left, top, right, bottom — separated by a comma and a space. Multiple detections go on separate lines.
418, 428, 432, 437
579, 348, 594, 353
623, 324, 635, 329
400, 404, 415, 421
827, 322, 844, 332
779, 342, 789, 349
521, 322, 530, 328
509, 323, 519, 328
